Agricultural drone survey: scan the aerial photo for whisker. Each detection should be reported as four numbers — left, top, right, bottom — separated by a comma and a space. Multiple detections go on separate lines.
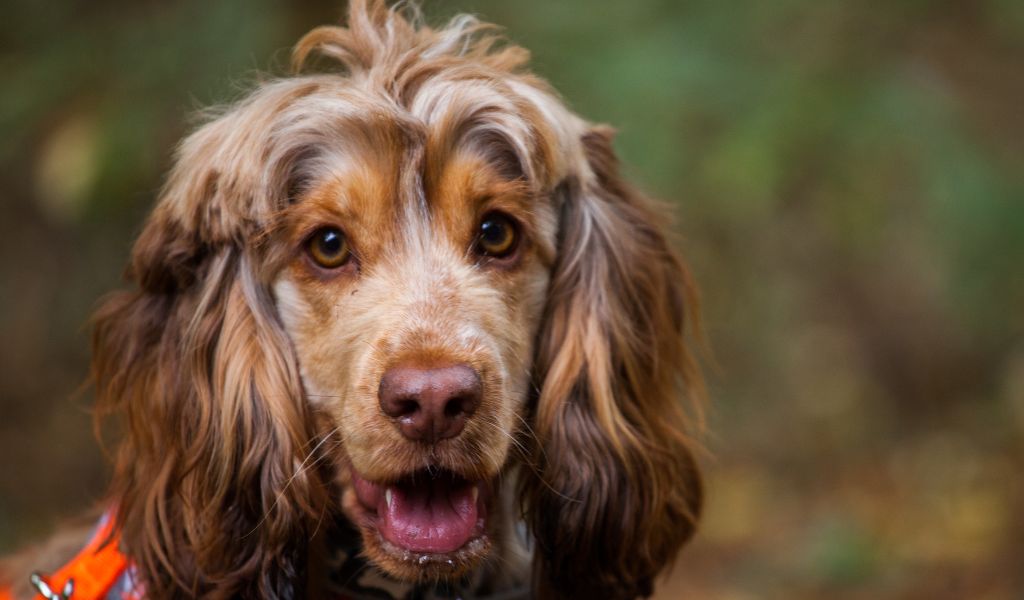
480, 414, 581, 504
243, 426, 343, 538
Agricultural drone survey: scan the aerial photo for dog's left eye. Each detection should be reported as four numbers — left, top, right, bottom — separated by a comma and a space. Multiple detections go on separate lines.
476, 212, 518, 259
306, 227, 351, 269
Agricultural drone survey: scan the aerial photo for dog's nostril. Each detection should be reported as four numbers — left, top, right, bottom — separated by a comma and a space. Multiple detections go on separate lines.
444, 396, 466, 418
444, 392, 480, 420
378, 364, 482, 443
396, 399, 420, 419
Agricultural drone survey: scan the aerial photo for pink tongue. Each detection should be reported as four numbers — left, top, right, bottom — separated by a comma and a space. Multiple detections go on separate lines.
378, 476, 478, 553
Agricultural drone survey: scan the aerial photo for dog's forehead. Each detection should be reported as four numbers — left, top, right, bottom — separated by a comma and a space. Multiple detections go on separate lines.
293, 69, 564, 178
281, 77, 560, 257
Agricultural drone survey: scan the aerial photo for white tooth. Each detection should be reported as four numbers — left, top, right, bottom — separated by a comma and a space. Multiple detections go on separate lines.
385, 488, 393, 509
471, 485, 479, 504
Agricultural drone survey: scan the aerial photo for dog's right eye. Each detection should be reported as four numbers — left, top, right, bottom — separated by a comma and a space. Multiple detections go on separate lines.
475, 212, 519, 259
306, 227, 351, 269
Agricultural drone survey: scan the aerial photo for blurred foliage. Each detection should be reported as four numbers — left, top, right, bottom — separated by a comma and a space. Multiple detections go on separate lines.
2, 0, 1023, 598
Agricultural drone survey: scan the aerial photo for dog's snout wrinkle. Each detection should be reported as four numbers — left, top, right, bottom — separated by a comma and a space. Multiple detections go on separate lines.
378, 364, 482, 443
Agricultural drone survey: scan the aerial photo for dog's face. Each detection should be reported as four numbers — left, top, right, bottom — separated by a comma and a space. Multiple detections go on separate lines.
89, 3, 703, 598
269, 89, 558, 576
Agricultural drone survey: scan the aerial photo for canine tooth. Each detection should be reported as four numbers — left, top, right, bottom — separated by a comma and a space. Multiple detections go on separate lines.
385, 488, 393, 509
471, 485, 479, 504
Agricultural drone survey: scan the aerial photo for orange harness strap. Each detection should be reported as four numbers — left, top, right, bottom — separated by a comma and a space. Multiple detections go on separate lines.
1, 515, 130, 600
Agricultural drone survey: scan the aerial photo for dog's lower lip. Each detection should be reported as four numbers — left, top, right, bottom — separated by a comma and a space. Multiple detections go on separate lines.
350, 467, 489, 554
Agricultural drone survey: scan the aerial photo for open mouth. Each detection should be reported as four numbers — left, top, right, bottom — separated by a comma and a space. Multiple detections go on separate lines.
350, 466, 490, 555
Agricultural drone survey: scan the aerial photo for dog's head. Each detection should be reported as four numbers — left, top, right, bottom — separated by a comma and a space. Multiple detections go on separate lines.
91, 2, 703, 597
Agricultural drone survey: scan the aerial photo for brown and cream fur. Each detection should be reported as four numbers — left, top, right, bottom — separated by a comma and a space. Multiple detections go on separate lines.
1, 2, 703, 598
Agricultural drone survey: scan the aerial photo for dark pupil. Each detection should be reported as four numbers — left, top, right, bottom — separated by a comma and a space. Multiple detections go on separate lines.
319, 230, 342, 255
481, 219, 506, 246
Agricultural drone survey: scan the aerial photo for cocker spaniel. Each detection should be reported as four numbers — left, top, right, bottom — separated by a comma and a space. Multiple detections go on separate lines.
2, 1, 704, 598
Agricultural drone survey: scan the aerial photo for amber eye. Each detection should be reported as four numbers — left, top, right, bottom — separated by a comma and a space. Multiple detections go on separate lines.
476, 212, 518, 258
306, 227, 351, 269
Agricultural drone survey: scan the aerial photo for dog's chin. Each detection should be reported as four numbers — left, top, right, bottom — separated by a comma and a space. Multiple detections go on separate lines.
343, 465, 496, 582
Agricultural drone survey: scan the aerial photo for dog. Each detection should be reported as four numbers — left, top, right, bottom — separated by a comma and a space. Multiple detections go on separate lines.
1, 1, 704, 598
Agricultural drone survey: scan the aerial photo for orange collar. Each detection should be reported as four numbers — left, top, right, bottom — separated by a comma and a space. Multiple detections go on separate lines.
2, 513, 131, 600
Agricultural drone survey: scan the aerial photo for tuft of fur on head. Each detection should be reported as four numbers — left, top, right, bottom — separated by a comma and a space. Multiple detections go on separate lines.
84, 1, 705, 598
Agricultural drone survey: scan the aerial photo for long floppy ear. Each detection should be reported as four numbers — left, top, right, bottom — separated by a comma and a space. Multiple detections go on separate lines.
91, 94, 328, 598
525, 127, 704, 599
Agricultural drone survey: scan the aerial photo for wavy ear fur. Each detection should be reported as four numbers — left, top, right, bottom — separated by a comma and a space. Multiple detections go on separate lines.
526, 127, 703, 599
91, 96, 328, 598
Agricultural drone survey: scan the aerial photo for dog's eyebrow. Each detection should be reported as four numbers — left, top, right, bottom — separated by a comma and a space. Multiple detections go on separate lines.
437, 117, 532, 184
287, 199, 363, 235
419, 83, 547, 190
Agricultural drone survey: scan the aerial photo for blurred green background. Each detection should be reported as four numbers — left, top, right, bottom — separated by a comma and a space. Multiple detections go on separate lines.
2, 1, 1023, 598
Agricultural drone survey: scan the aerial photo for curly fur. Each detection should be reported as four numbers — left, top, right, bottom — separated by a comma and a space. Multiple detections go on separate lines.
4, 2, 704, 598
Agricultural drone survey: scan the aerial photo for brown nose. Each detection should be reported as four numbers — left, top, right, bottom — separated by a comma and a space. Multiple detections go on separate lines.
378, 364, 482, 443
